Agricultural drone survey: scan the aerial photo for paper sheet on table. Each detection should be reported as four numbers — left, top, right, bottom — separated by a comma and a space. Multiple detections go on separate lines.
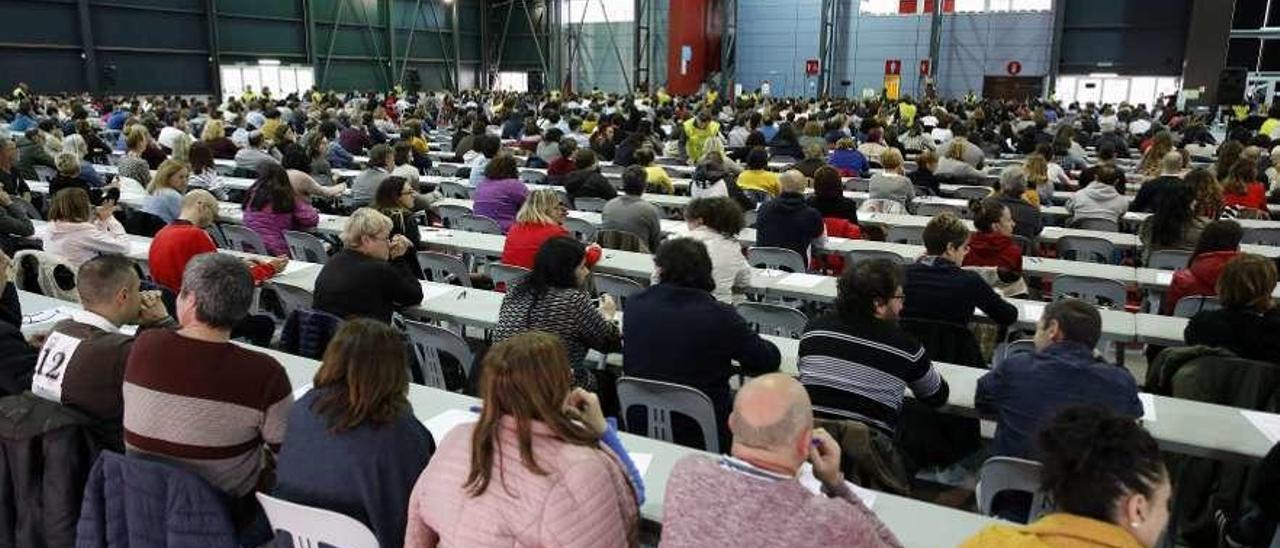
1139, 393, 1157, 422
1241, 410, 1280, 444
420, 229, 455, 240
1020, 302, 1045, 320
292, 383, 312, 400
279, 261, 313, 277
21, 307, 77, 326
797, 463, 877, 509
776, 273, 827, 289
424, 409, 478, 440
420, 283, 457, 302
629, 453, 653, 479
1155, 272, 1173, 286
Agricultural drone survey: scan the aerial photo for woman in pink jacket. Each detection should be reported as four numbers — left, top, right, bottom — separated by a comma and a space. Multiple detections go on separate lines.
406, 331, 642, 548
242, 163, 319, 257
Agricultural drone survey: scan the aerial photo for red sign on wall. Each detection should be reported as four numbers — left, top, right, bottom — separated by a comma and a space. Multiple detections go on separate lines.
885, 59, 902, 76
806, 59, 821, 76
919, 59, 931, 76
1007, 60, 1023, 75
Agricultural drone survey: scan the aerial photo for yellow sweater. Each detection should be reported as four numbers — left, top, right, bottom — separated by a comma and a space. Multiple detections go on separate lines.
960, 514, 1146, 548
644, 165, 673, 194
683, 118, 722, 164
737, 169, 780, 197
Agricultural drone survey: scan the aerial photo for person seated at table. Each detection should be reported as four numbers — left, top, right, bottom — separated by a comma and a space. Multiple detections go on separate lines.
275, 319, 435, 548
562, 149, 617, 206
351, 143, 393, 207
757, 170, 825, 264
908, 150, 941, 195
789, 143, 828, 179
935, 140, 985, 182
234, 131, 280, 175
857, 127, 890, 161
799, 258, 948, 435
996, 166, 1043, 241
35, 255, 174, 450
390, 141, 421, 184
602, 166, 662, 252
1161, 219, 1242, 315
242, 163, 319, 257
339, 114, 373, 155
828, 136, 869, 178
374, 176, 425, 280
321, 120, 356, 170
624, 238, 780, 448
0, 251, 36, 396
808, 165, 860, 230
660, 374, 902, 548
1130, 151, 1186, 213
536, 127, 564, 167
903, 212, 1018, 327
975, 298, 1141, 459
186, 142, 229, 201
140, 159, 188, 224
960, 406, 1170, 548
1022, 151, 1059, 205
868, 148, 914, 210
115, 125, 152, 186
1222, 157, 1269, 214
547, 137, 578, 179
282, 143, 346, 200
1077, 141, 1129, 191
737, 146, 781, 199
1139, 183, 1206, 265
635, 147, 673, 195
963, 197, 1023, 284
405, 332, 641, 548
200, 119, 238, 160
149, 190, 282, 291
1066, 164, 1130, 226
1185, 254, 1280, 363
314, 208, 422, 323
45, 187, 128, 269
465, 134, 501, 187
60, 134, 104, 187
48, 152, 101, 201
471, 153, 528, 233
683, 197, 751, 303
494, 236, 620, 388
500, 188, 602, 269
123, 254, 292, 518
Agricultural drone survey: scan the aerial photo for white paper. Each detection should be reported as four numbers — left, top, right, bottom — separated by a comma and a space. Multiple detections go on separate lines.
629, 452, 653, 479
758, 268, 786, 278
420, 229, 454, 240
292, 383, 312, 400
1155, 272, 1173, 286
1020, 302, 1045, 321
31, 331, 83, 403
776, 273, 827, 288
1139, 393, 1157, 422
21, 307, 76, 326
424, 408, 478, 440
797, 463, 877, 509
279, 261, 313, 276
420, 283, 457, 302
1241, 410, 1280, 444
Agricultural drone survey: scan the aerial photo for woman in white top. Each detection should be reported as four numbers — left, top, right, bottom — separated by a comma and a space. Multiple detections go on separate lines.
44, 186, 128, 269
682, 196, 751, 303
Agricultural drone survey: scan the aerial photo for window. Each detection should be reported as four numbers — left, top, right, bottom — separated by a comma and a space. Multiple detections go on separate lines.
954, 0, 985, 12
860, 0, 901, 15
865, 0, 1049, 13
219, 64, 315, 102
1009, 0, 1050, 10
495, 71, 529, 92
1055, 75, 1182, 106
562, 0, 634, 23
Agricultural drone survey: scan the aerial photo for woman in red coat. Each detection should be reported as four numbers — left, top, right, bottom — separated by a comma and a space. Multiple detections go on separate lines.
1162, 219, 1243, 315
962, 197, 1023, 282
1222, 158, 1268, 213
501, 188, 601, 269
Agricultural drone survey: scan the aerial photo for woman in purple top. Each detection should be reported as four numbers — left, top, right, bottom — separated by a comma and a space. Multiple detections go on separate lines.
471, 153, 529, 232
243, 163, 320, 256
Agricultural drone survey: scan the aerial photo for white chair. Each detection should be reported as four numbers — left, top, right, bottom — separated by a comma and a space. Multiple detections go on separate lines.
266, 281, 314, 321
416, 251, 473, 287
747, 246, 807, 273
975, 456, 1052, 523
858, 198, 905, 214
256, 492, 378, 548
1068, 217, 1120, 232
33, 165, 56, 182
487, 262, 530, 288
218, 224, 268, 255
953, 185, 993, 201
1172, 295, 1222, 318
575, 196, 608, 212
1147, 249, 1190, 271
564, 216, 598, 243
617, 377, 721, 453
437, 180, 471, 199
454, 213, 503, 235
735, 302, 808, 338
283, 230, 329, 264
403, 319, 474, 390
1052, 276, 1127, 310
885, 225, 925, 245
991, 339, 1036, 369
592, 272, 646, 310
1243, 227, 1280, 246
914, 202, 962, 217
1056, 235, 1115, 264
845, 249, 906, 269
435, 203, 472, 228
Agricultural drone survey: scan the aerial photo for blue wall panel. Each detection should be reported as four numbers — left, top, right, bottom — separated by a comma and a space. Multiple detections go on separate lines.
735, 0, 823, 98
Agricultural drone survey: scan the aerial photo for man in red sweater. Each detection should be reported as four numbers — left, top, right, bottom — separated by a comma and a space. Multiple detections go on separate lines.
148, 190, 284, 292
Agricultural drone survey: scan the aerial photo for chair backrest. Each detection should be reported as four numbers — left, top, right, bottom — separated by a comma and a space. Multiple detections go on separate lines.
885, 225, 925, 245
519, 170, 546, 184
975, 456, 1052, 523
1055, 235, 1115, 264
1051, 275, 1127, 309
859, 198, 905, 214
747, 246, 807, 273
742, 208, 757, 228
1172, 295, 1222, 318
1011, 234, 1035, 257
437, 180, 471, 199
735, 301, 808, 338
268, 281, 314, 320
575, 196, 608, 212
283, 230, 329, 264
592, 272, 645, 310
551, 187, 573, 208
33, 165, 56, 182
454, 213, 503, 235
953, 185, 993, 201
487, 262, 530, 288
207, 224, 230, 249
616, 377, 720, 453
13, 249, 78, 302
1068, 217, 1120, 232
992, 339, 1036, 369
256, 492, 378, 548
435, 203, 473, 228
1243, 227, 1280, 246
596, 229, 649, 253
899, 317, 985, 367
914, 202, 962, 218
123, 210, 167, 237
403, 319, 474, 390
844, 249, 907, 269
563, 216, 598, 243
219, 224, 268, 255
1146, 249, 1190, 271
416, 251, 472, 287
844, 178, 870, 192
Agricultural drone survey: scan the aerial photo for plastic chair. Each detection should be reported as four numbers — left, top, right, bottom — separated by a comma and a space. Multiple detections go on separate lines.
844, 178, 870, 192
1012, 234, 1035, 257
991, 339, 1036, 369
747, 246, 807, 273
267, 281, 314, 321
1055, 235, 1115, 264
1052, 276, 1127, 309
844, 249, 907, 269
1147, 249, 1191, 271
403, 319, 474, 390
435, 203, 472, 228
454, 214, 503, 235
575, 196, 608, 212
33, 165, 56, 182
207, 224, 230, 249
1068, 217, 1120, 232
552, 187, 573, 208
220, 224, 268, 255
858, 198, 905, 214
915, 202, 962, 217
283, 230, 329, 264
437, 180, 471, 199
256, 492, 378, 548
975, 456, 1052, 523
735, 302, 808, 338
885, 225, 925, 245
487, 262, 530, 288
416, 251, 473, 287
1243, 227, 1280, 246
596, 229, 649, 253
592, 272, 645, 310
564, 216, 598, 243
1172, 295, 1222, 318
953, 185, 993, 201
743, 208, 757, 228
616, 377, 721, 453
519, 170, 546, 184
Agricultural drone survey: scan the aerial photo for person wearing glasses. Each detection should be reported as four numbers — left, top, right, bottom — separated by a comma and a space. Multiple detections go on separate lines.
314, 208, 422, 324
797, 258, 949, 437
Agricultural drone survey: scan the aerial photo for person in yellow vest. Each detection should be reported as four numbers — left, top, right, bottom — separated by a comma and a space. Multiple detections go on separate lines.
683, 110, 721, 165
960, 407, 1170, 548
241, 86, 257, 103
898, 98, 917, 127
1233, 104, 1250, 121
657, 86, 671, 106
706, 89, 719, 106
1260, 104, 1280, 138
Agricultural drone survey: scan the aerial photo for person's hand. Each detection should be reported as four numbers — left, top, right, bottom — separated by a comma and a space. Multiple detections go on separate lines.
0, 249, 11, 280
389, 234, 412, 258
0, 190, 12, 208
808, 428, 844, 490
599, 293, 617, 320
563, 388, 608, 437
94, 202, 116, 222
268, 257, 289, 274
138, 290, 170, 325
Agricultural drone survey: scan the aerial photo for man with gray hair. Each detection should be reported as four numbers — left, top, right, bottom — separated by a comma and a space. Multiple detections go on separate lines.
996, 166, 1043, 240
1130, 150, 1186, 213
660, 374, 901, 547
756, 169, 825, 262
123, 253, 292, 499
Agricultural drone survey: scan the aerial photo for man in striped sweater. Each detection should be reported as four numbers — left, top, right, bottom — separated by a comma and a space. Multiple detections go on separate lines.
123, 253, 292, 499
797, 258, 949, 435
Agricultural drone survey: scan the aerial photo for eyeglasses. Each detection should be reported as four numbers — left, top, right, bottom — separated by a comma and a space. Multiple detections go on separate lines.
890, 293, 906, 301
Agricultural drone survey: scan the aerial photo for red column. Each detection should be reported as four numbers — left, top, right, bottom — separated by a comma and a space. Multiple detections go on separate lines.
667, 0, 711, 95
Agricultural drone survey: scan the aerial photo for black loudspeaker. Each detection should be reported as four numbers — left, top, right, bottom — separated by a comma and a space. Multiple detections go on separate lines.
101, 64, 118, 87
405, 69, 421, 94
1218, 67, 1247, 105
528, 71, 544, 93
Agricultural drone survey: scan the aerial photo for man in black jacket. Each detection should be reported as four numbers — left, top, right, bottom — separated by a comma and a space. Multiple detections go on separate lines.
756, 170, 824, 263
0, 251, 36, 396
902, 212, 1019, 328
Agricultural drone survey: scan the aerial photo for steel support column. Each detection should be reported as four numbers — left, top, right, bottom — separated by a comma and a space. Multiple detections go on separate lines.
303, 0, 317, 69
203, 0, 218, 97
721, 0, 737, 98
452, 0, 463, 91
479, 0, 490, 89
927, 0, 943, 97
384, 0, 395, 87
817, 0, 839, 98
76, 0, 100, 93
1047, 0, 1066, 98
634, 0, 652, 92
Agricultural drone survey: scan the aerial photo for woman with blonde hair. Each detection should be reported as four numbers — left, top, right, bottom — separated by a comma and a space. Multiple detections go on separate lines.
314, 207, 421, 323
168, 132, 193, 164
935, 138, 984, 181
200, 118, 239, 159
500, 188, 602, 269
141, 159, 188, 223
60, 134, 103, 187
1022, 152, 1054, 204
116, 125, 153, 186
1137, 130, 1175, 177
406, 331, 641, 548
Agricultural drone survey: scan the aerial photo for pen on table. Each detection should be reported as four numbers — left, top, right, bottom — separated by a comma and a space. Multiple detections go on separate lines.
455, 290, 467, 300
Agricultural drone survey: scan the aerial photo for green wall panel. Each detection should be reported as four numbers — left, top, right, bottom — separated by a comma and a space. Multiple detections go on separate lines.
218, 18, 307, 55
92, 7, 208, 51
0, 1, 78, 45
217, 0, 304, 18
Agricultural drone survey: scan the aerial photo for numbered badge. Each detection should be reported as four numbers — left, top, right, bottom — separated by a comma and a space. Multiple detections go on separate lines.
31, 331, 82, 403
